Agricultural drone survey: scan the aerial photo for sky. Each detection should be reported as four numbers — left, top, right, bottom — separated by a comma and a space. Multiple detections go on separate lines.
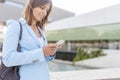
53, 0, 120, 15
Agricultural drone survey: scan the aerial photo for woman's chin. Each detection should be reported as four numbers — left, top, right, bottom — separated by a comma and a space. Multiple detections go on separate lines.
36, 20, 41, 22
37, 19, 42, 22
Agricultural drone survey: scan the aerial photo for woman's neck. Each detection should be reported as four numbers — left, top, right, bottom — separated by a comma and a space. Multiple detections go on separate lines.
30, 19, 42, 38
31, 19, 37, 28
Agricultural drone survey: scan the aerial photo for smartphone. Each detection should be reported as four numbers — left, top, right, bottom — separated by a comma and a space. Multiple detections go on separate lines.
56, 40, 65, 46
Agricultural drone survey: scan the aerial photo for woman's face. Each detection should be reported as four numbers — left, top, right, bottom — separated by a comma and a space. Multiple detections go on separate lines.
32, 3, 50, 22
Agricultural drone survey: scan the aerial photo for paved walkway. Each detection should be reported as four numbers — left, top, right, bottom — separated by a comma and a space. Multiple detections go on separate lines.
50, 68, 120, 80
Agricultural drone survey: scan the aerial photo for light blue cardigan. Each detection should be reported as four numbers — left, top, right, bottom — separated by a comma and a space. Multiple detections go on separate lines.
2, 18, 55, 80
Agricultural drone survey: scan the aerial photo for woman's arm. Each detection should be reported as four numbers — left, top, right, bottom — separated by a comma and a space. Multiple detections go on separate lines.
2, 20, 46, 67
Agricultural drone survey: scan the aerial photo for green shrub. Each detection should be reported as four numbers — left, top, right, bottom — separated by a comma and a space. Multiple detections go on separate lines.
72, 48, 105, 65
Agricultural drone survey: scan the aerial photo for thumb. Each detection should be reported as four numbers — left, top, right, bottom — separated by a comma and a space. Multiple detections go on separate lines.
48, 44, 57, 48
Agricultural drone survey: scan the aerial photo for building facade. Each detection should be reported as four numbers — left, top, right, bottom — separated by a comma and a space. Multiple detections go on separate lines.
46, 4, 120, 52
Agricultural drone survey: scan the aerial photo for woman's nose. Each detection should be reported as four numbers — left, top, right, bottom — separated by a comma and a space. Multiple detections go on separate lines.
43, 9, 47, 17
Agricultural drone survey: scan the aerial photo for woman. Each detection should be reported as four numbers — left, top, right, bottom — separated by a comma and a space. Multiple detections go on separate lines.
2, 0, 57, 80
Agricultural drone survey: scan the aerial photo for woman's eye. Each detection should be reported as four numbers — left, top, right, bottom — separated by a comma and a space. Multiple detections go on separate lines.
40, 6, 45, 9
40, 6, 49, 12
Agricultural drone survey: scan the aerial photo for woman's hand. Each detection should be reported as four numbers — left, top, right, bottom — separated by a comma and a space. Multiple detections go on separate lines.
43, 44, 57, 56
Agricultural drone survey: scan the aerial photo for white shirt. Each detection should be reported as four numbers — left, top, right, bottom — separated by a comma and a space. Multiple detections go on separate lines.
38, 37, 44, 47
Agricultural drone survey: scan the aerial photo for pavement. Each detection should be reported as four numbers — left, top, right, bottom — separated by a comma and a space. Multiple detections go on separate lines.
50, 68, 120, 80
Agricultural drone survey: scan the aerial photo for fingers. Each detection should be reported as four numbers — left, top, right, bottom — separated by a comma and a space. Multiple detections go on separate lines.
48, 50, 56, 54
49, 48, 56, 51
48, 43, 63, 48
43, 43, 63, 56
43, 44, 57, 56
56, 44, 62, 48
48, 44, 57, 48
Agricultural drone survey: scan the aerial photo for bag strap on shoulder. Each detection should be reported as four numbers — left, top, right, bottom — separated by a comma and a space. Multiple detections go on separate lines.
18, 21, 22, 44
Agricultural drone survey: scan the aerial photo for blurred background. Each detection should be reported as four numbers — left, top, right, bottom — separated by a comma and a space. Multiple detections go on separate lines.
0, 0, 120, 80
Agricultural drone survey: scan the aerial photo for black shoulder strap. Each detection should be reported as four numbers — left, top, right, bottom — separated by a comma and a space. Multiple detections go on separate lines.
17, 21, 22, 52
18, 21, 22, 41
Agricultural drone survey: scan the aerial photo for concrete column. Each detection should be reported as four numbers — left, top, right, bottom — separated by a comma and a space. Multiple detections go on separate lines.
67, 41, 71, 51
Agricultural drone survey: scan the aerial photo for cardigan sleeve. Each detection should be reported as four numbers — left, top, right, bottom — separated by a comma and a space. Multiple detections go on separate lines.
45, 54, 56, 61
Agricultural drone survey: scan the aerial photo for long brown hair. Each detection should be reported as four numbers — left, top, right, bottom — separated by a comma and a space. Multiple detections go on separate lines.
22, 0, 52, 30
